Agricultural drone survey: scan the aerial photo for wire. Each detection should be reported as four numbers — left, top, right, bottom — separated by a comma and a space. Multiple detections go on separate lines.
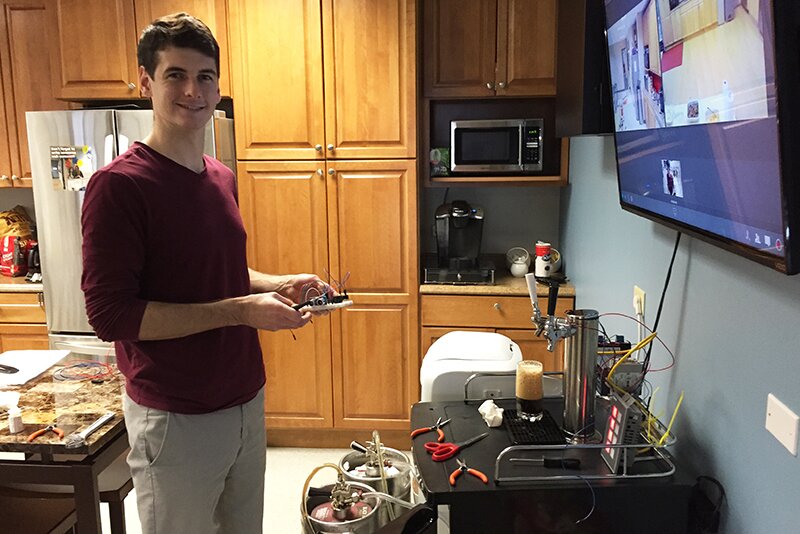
52, 360, 114, 381
658, 390, 685, 446
643, 232, 682, 373
573, 474, 596, 525
599, 312, 676, 372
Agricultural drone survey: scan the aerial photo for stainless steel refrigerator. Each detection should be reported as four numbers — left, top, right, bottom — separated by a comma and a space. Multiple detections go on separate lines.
27, 109, 236, 358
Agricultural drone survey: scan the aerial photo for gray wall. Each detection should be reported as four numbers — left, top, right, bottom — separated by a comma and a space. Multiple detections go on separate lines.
561, 136, 800, 534
420, 186, 561, 257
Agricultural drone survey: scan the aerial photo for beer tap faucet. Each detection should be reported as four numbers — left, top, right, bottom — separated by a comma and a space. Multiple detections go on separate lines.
525, 273, 575, 351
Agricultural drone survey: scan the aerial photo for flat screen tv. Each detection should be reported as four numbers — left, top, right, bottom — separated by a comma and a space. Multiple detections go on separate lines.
602, 0, 800, 274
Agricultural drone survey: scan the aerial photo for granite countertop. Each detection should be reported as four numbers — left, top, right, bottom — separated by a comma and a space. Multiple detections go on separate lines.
0, 357, 124, 455
0, 275, 43, 293
421, 269, 576, 298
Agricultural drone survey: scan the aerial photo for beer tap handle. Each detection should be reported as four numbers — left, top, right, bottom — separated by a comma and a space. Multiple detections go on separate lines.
525, 273, 545, 335
547, 278, 559, 317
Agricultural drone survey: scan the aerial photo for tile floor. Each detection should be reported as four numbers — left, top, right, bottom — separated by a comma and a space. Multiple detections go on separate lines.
101, 447, 396, 534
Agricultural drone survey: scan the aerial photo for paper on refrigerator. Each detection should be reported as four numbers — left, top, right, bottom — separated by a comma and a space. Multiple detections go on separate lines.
0, 350, 70, 387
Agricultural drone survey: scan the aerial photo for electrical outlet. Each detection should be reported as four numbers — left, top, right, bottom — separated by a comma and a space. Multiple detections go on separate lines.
766, 393, 799, 455
633, 285, 646, 317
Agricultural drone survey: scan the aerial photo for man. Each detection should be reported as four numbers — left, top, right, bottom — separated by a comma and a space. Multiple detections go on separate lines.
81, 13, 321, 533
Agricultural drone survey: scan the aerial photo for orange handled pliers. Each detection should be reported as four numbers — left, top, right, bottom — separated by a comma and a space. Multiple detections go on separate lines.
449, 458, 488, 486
27, 424, 65, 442
410, 416, 451, 442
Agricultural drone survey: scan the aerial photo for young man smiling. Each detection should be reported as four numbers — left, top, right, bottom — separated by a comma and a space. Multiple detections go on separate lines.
81, 13, 323, 533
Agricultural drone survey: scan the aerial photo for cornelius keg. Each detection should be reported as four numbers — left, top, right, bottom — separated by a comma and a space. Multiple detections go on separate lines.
338, 436, 413, 521
302, 480, 382, 534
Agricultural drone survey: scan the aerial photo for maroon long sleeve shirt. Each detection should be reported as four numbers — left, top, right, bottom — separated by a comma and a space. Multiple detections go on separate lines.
81, 142, 263, 413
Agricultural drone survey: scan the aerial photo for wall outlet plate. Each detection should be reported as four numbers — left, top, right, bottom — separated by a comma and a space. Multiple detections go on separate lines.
633, 285, 646, 316
766, 393, 799, 456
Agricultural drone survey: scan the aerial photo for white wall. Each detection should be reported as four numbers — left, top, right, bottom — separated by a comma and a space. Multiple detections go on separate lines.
561, 136, 800, 533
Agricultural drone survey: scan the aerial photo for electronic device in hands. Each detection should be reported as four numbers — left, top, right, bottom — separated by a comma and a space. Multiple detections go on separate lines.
292, 271, 352, 312
293, 295, 353, 312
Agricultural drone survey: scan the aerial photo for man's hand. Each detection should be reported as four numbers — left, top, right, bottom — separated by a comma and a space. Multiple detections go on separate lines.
276, 273, 333, 304
239, 292, 312, 331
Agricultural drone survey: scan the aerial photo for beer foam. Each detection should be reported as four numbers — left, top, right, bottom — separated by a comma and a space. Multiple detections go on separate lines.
516, 360, 543, 400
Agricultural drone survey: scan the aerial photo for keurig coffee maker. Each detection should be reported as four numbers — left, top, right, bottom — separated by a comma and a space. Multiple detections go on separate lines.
425, 200, 494, 284
435, 200, 484, 270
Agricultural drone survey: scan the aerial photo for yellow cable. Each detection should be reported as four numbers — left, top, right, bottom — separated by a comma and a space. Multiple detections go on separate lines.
658, 391, 685, 446
607, 331, 658, 383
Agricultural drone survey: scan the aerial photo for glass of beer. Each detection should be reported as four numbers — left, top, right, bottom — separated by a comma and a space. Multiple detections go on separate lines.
516, 360, 544, 422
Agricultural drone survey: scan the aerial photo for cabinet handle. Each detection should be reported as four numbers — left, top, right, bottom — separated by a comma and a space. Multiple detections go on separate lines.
485, 82, 495, 90
493, 302, 501, 311
38, 293, 45, 309
11, 175, 18, 181
497, 81, 506, 89
315, 144, 323, 152
327, 144, 335, 151
127, 82, 136, 90
316, 169, 324, 176
1, 175, 8, 181
328, 168, 336, 176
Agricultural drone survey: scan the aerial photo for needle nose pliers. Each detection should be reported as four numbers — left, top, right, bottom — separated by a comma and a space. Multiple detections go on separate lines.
410, 416, 451, 442
27, 424, 65, 443
449, 458, 488, 486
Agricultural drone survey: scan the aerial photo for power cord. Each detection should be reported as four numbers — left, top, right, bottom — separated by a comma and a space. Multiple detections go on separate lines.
642, 231, 681, 375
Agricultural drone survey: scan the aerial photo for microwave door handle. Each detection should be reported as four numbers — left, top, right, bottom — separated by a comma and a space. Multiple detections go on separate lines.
518, 123, 525, 171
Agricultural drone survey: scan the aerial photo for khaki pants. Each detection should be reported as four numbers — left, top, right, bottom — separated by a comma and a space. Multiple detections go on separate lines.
123, 388, 266, 534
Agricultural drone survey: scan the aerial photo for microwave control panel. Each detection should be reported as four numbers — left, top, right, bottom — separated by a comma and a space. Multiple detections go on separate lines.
522, 119, 543, 171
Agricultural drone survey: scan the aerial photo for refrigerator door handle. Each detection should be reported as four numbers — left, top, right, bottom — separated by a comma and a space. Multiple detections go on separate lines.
52, 340, 115, 357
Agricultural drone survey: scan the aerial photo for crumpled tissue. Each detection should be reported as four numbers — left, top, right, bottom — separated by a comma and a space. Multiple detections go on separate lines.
478, 399, 504, 427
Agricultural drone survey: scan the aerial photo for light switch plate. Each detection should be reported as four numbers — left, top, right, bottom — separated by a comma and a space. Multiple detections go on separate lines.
766, 393, 799, 456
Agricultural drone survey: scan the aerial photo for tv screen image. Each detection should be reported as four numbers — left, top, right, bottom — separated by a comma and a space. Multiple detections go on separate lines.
603, 0, 799, 273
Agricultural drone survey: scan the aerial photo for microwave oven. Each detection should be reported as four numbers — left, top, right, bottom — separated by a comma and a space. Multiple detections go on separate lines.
450, 118, 543, 173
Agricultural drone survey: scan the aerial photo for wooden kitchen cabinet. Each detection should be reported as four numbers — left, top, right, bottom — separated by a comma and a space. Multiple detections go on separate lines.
0, 0, 67, 187
47, 0, 232, 100
420, 294, 575, 372
0, 291, 48, 351
423, 0, 558, 98
133, 0, 231, 96
228, 0, 416, 160
237, 159, 419, 431
47, 0, 140, 100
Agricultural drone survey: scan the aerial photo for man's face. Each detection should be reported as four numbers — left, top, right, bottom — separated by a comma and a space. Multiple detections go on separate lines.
139, 46, 221, 132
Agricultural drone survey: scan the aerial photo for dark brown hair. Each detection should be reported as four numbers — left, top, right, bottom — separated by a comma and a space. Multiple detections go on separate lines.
137, 12, 220, 77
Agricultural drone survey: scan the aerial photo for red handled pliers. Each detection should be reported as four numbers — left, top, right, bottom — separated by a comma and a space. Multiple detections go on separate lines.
27, 424, 65, 443
449, 458, 488, 486
410, 416, 451, 442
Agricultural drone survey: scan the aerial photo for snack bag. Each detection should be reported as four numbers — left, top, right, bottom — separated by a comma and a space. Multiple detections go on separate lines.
0, 236, 30, 277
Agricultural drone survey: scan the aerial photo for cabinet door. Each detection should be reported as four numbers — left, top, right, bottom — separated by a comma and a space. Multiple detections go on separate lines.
333, 297, 417, 429
228, 0, 325, 160
237, 161, 333, 428
326, 160, 417, 293
133, 0, 231, 97
0, 0, 68, 187
48, 0, 140, 99
496, 0, 557, 96
0, 324, 49, 352
322, 0, 416, 158
422, 0, 497, 97
0, 45, 11, 186
496, 328, 563, 372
